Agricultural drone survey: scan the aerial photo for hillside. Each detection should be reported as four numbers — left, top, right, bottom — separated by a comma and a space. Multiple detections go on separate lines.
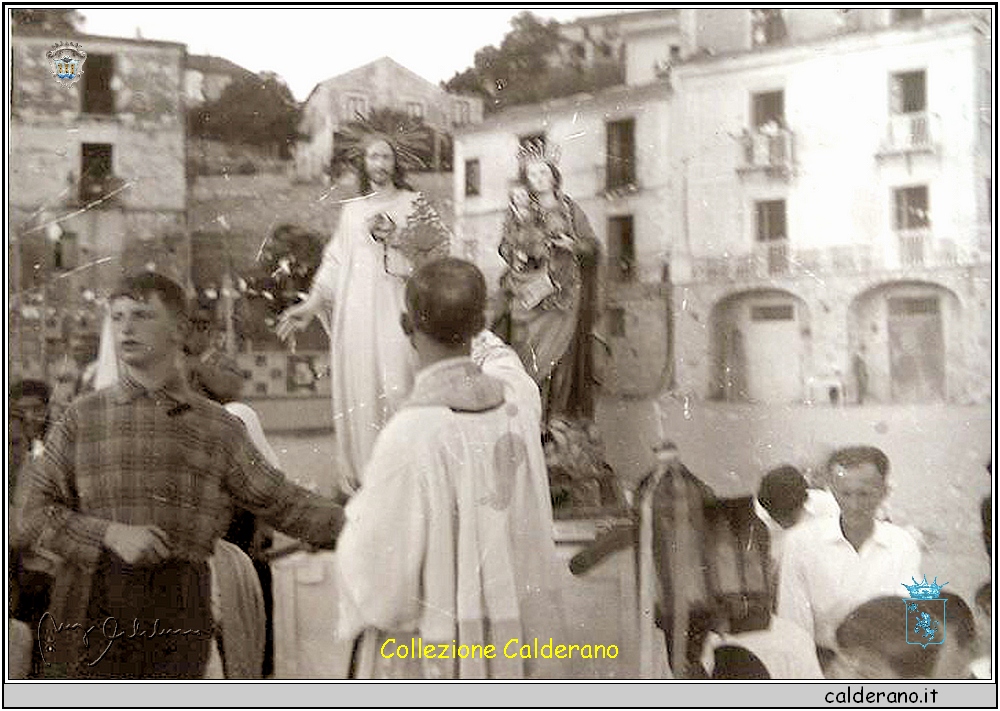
188, 169, 455, 286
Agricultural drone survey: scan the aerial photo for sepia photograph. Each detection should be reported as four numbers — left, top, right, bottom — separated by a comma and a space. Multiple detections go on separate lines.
5, 4, 995, 706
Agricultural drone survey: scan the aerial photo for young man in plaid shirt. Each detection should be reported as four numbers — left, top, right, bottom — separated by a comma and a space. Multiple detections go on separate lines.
15, 272, 346, 678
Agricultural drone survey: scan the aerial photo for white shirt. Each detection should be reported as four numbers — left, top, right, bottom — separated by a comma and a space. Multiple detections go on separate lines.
754, 488, 840, 570
701, 615, 824, 679
776, 516, 922, 650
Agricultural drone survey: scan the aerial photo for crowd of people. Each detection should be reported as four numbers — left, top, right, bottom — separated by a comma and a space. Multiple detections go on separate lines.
8, 130, 991, 681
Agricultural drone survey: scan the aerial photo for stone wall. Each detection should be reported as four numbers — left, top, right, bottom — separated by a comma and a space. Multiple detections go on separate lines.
672, 264, 992, 405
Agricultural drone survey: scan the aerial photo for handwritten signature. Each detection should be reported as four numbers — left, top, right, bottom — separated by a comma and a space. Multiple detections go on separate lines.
37, 612, 210, 667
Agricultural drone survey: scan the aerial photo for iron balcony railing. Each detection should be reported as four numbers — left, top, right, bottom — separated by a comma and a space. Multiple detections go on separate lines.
687, 236, 981, 283
738, 127, 794, 177
880, 112, 937, 155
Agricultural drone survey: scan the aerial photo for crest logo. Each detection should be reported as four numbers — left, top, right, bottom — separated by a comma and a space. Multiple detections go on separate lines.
901, 575, 948, 649
46, 42, 87, 87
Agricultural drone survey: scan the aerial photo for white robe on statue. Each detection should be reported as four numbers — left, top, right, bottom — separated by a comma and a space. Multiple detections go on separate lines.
335, 332, 567, 679
311, 190, 448, 493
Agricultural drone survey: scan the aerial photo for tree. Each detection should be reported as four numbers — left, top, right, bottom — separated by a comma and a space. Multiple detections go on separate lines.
444, 12, 563, 113
189, 72, 301, 159
443, 11, 624, 113
11, 8, 84, 34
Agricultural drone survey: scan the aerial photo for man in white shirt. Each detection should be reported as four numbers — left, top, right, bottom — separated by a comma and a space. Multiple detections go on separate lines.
754, 464, 840, 575
776, 446, 921, 664
335, 258, 565, 679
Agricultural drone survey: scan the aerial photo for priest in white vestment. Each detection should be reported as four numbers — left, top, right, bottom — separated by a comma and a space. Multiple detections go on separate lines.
335, 258, 567, 679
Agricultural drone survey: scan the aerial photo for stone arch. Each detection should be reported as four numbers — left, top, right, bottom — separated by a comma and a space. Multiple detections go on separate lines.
848, 279, 962, 403
709, 288, 812, 404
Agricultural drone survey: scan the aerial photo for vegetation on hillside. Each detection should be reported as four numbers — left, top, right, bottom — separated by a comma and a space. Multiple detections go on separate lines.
443, 11, 624, 113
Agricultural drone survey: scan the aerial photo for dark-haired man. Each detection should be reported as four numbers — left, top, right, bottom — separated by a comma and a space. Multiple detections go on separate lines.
15, 271, 346, 678
754, 464, 839, 577
777, 446, 921, 662
828, 596, 940, 679
335, 258, 565, 679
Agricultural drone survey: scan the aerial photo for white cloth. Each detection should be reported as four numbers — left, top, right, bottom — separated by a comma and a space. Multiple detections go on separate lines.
335, 332, 565, 678
701, 616, 824, 679
776, 517, 922, 650
92, 309, 120, 391
311, 191, 439, 493
224, 402, 281, 467
753, 488, 840, 571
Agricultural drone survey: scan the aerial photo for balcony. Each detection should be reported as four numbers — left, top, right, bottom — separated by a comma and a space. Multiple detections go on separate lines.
76, 175, 127, 207
878, 112, 938, 157
897, 228, 927, 267
690, 244, 876, 282
737, 128, 794, 179
687, 235, 982, 284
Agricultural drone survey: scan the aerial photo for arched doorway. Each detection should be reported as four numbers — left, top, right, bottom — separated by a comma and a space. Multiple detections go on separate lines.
710, 289, 811, 404
849, 281, 960, 403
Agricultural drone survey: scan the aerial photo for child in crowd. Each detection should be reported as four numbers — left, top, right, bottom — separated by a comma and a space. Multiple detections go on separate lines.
829, 597, 940, 679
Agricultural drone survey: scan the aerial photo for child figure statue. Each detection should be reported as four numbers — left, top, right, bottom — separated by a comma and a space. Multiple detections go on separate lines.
498, 183, 556, 315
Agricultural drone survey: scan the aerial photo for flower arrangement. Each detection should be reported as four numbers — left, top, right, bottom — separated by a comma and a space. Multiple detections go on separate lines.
373, 194, 451, 278
545, 417, 626, 515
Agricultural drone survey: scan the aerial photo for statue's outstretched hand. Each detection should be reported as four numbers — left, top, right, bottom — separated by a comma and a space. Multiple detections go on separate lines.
277, 298, 320, 342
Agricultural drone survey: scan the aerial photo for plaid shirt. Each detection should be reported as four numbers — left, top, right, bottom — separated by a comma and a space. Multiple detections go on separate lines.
17, 370, 344, 568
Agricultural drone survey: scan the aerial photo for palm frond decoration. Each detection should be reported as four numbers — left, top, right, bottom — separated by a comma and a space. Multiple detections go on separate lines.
334, 108, 434, 173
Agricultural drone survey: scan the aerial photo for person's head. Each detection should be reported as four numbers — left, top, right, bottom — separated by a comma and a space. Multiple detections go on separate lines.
402, 258, 486, 362
109, 272, 189, 371
932, 591, 977, 679
757, 465, 809, 529
10, 379, 50, 442
68, 330, 99, 366
357, 136, 411, 195
831, 596, 940, 679
185, 303, 216, 357
827, 446, 889, 531
711, 645, 771, 680
519, 158, 561, 196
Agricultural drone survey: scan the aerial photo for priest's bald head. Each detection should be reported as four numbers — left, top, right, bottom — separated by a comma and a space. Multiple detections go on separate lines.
402, 258, 487, 362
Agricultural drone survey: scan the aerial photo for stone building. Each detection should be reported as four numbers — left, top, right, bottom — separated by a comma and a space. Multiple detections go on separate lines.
10, 30, 188, 376
293, 57, 484, 182
454, 8, 991, 405
452, 14, 683, 396
183, 53, 255, 107
667, 8, 992, 405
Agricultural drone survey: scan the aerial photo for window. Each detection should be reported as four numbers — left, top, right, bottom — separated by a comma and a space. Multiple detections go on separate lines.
752, 91, 784, 129
80, 143, 113, 203
464, 159, 480, 197
607, 215, 635, 282
405, 101, 424, 120
669, 45, 682, 62
751, 9, 787, 47
894, 186, 930, 230
755, 200, 787, 241
751, 304, 794, 321
344, 94, 369, 120
892, 8, 924, 24
890, 71, 926, 114
453, 100, 471, 126
82, 54, 115, 115
606, 118, 636, 190
888, 296, 939, 316
54, 231, 78, 271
